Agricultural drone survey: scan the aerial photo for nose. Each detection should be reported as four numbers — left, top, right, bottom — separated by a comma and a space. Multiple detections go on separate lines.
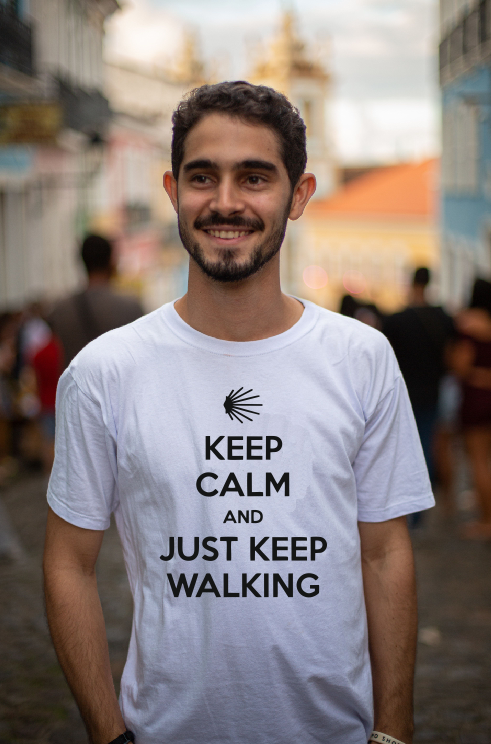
208, 176, 244, 216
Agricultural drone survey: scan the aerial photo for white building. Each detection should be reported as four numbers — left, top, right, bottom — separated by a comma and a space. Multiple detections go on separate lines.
94, 36, 207, 309
0, 0, 118, 310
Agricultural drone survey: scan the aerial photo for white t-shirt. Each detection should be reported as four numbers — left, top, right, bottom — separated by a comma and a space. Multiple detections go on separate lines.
48, 299, 434, 744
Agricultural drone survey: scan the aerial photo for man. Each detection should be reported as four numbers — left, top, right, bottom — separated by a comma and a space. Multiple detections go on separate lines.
49, 234, 144, 369
384, 268, 455, 493
43, 82, 434, 744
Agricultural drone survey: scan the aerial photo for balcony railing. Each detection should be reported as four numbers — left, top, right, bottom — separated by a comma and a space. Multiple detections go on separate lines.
0, 5, 33, 77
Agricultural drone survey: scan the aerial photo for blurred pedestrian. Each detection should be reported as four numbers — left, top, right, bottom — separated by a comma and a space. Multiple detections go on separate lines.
451, 278, 491, 539
384, 267, 455, 523
433, 372, 461, 518
354, 303, 384, 331
339, 293, 360, 318
18, 301, 52, 367
15, 305, 53, 468
49, 234, 144, 369
339, 294, 384, 330
0, 313, 18, 484
30, 329, 63, 473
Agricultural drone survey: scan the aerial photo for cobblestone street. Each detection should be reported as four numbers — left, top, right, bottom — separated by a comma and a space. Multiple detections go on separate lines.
0, 473, 490, 743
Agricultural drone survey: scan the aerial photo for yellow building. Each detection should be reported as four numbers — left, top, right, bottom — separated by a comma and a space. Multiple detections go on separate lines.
249, 12, 336, 198
292, 159, 440, 313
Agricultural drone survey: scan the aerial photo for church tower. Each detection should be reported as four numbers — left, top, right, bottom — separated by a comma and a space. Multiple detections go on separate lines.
171, 30, 206, 86
249, 12, 336, 198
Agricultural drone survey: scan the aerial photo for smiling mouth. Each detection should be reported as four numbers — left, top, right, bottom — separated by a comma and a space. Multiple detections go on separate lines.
203, 229, 254, 239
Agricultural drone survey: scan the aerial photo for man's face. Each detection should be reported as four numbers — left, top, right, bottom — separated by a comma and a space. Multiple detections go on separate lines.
170, 113, 294, 283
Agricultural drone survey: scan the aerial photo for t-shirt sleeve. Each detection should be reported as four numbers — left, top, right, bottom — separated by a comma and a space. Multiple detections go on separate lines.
47, 370, 118, 530
354, 373, 435, 522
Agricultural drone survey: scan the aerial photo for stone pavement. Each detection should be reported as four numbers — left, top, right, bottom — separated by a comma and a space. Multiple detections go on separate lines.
0, 473, 490, 743
412, 509, 491, 744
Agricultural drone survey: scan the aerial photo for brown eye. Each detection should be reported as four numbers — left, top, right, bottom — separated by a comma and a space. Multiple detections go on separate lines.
193, 175, 210, 184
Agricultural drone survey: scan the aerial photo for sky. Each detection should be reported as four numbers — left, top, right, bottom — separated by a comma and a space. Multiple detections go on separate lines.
105, 0, 440, 164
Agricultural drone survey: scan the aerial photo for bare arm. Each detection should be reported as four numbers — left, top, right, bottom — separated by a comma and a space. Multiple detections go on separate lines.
359, 516, 417, 744
43, 507, 127, 744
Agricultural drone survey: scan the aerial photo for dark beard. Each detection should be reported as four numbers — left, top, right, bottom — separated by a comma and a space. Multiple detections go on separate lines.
177, 207, 290, 283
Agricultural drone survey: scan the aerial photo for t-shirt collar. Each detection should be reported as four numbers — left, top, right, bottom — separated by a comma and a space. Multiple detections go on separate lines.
162, 297, 318, 356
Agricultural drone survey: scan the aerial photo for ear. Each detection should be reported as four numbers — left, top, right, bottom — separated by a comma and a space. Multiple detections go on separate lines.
164, 171, 179, 214
288, 173, 317, 221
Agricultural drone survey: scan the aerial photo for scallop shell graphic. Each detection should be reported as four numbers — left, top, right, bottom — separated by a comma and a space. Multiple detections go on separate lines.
223, 388, 262, 423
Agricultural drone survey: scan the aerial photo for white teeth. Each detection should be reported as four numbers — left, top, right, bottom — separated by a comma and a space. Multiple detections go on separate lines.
206, 229, 251, 239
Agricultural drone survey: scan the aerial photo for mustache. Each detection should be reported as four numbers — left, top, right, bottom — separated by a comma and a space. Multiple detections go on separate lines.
194, 214, 265, 232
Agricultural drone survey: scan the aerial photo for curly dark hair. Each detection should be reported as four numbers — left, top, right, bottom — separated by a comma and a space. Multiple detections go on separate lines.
171, 81, 307, 188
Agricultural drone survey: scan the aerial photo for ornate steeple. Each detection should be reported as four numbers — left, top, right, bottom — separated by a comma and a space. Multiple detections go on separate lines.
249, 11, 335, 198
172, 30, 205, 85
251, 12, 329, 93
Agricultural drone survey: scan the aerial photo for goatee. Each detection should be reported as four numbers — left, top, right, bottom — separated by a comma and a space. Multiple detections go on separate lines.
177, 208, 290, 283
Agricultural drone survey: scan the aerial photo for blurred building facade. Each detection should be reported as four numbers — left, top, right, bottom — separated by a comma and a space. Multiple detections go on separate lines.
248, 11, 336, 296
294, 159, 439, 312
0, 0, 118, 311
97, 37, 206, 308
249, 11, 336, 200
439, 0, 491, 309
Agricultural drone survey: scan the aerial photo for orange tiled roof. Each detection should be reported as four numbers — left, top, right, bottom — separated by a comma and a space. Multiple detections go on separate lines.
307, 158, 438, 219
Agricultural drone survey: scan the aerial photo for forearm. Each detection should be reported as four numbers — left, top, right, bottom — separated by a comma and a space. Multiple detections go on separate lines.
44, 565, 126, 744
362, 529, 417, 744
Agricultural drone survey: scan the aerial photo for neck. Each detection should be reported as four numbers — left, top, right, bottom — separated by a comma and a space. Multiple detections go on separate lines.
174, 255, 303, 342
87, 270, 111, 287
410, 286, 427, 307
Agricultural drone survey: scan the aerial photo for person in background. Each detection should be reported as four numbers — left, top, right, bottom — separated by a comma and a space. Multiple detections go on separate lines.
339, 294, 384, 331
433, 372, 461, 518
339, 293, 360, 319
384, 267, 455, 523
0, 313, 18, 484
49, 235, 144, 369
451, 278, 491, 539
16, 304, 56, 470
30, 327, 63, 473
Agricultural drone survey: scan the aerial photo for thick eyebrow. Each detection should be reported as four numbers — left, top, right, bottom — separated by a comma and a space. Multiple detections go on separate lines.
235, 159, 278, 173
182, 158, 278, 174
183, 159, 219, 173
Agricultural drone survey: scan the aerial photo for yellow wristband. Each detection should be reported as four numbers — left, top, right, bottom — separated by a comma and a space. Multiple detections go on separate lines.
369, 732, 406, 744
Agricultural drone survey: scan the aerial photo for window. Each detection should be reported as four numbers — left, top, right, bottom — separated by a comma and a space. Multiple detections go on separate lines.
479, 0, 488, 43
442, 100, 479, 193
464, 9, 480, 53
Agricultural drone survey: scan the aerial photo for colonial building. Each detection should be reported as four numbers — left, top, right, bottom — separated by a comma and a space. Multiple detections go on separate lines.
0, 0, 118, 310
439, 0, 491, 309
249, 12, 336, 199
104, 31, 206, 151
96, 35, 207, 309
294, 159, 439, 312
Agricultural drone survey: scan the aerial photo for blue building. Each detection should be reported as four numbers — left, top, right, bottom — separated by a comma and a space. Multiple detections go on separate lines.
440, 0, 491, 308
